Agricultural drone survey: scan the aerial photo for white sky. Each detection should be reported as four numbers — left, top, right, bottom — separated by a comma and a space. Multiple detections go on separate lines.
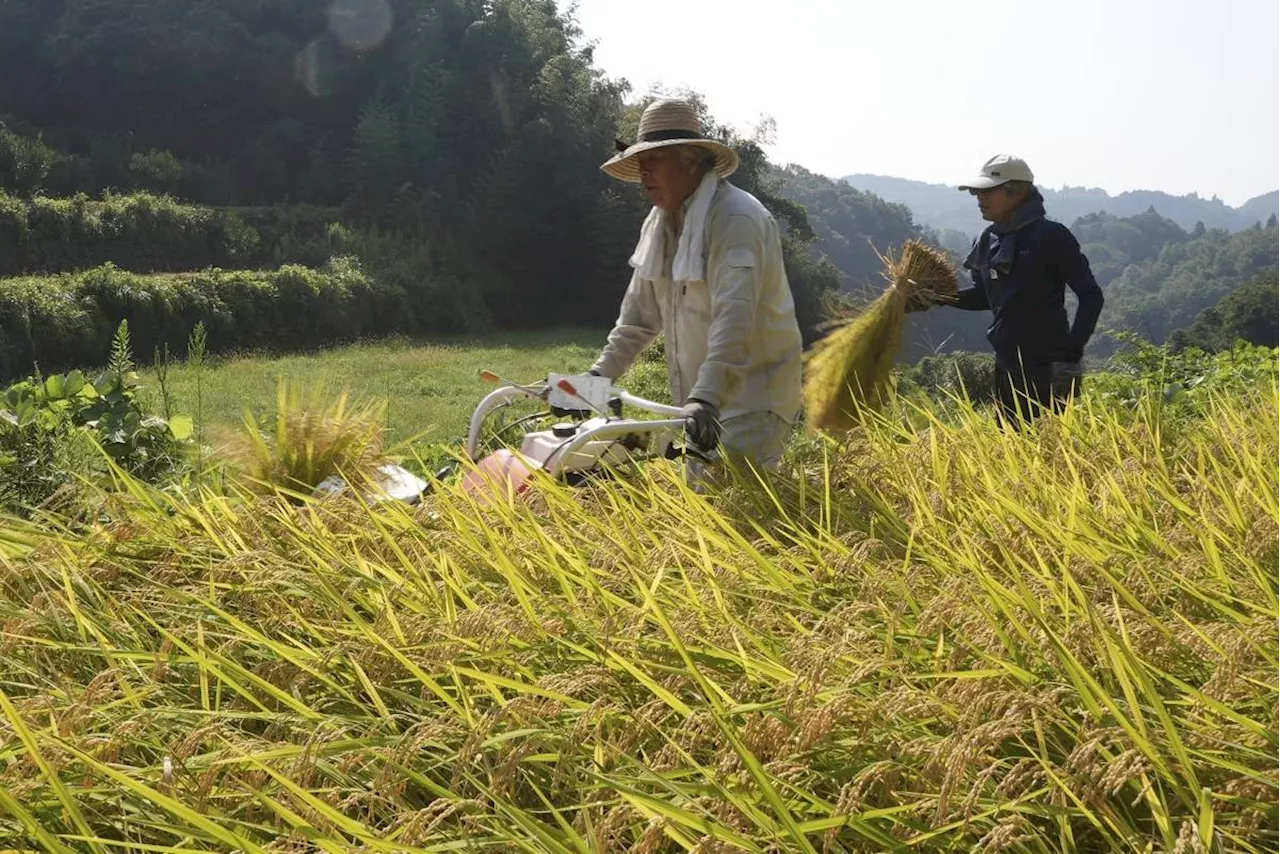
560, 0, 1279, 206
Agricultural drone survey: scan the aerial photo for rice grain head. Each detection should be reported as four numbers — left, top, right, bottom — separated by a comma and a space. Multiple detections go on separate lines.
803, 240, 957, 433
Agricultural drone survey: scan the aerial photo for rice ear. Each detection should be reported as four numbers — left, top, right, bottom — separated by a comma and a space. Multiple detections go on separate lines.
802, 240, 958, 434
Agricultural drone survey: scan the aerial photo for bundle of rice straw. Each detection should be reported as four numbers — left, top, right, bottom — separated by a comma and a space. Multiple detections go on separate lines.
803, 239, 958, 433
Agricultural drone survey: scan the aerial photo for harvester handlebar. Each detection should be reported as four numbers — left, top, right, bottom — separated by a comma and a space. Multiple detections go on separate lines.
541, 418, 686, 478
465, 370, 685, 459
612, 390, 683, 418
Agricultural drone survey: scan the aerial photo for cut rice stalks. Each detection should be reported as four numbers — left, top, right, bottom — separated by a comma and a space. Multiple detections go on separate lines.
803, 239, 958, 433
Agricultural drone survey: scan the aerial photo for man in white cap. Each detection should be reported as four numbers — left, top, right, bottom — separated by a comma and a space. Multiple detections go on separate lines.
589, 98, 803, 469
913, 154, 1104, 424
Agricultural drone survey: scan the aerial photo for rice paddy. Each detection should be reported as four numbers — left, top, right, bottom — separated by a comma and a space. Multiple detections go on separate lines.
0, 356, 1274, 852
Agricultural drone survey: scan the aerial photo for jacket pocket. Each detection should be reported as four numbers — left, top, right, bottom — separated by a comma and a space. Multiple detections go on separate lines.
681, 279, 712, 323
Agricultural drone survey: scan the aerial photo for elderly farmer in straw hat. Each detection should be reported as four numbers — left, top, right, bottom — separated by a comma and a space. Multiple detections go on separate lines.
912, 154, 1105, 425
589, 98, 803, 469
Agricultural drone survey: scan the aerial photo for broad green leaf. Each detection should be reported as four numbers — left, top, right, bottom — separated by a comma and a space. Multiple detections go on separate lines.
43, 373, 66, 399
168, 414, 195, 440
63, 370, 86, 397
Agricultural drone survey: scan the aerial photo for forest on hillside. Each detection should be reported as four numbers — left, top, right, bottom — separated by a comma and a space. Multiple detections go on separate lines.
901, 213, 1278, 360
0, 0, 1274, 380
1101, 219, 1279, 348
844, 172, 1279, 237
0, 0, 885, 379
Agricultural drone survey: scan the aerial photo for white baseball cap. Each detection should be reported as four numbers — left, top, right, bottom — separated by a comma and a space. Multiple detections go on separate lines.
958, 154, 1035, 190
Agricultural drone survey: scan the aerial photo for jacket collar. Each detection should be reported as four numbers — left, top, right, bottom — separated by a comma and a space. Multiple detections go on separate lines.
963, 189, 1047, 275
991, 188, 1046, 235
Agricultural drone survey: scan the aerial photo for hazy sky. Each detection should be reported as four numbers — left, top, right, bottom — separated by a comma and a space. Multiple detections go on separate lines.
560, 0, 1278, 206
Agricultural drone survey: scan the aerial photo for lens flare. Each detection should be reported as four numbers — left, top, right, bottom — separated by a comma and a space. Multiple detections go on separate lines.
328, 0, 393, 53
295, 40, 325, 97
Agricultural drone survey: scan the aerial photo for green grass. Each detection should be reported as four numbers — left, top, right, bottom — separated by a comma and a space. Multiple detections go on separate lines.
138, 328, 617, 450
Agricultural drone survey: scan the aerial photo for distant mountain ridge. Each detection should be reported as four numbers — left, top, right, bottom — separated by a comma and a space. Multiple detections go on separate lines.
841, 173, 1279, 238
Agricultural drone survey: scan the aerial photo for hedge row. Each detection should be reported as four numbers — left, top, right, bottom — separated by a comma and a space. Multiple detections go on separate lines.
0, 190, 346, 276
0, 259, 412, 379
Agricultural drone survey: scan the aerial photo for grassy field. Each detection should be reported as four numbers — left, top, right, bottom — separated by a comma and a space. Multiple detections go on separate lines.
137, 328, 623, 450
0, 344, 1275, 851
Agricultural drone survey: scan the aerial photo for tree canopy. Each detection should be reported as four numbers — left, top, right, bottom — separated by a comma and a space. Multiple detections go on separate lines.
1070, 208, 1189, 287
1168, 269, 1278, 353
0, 0, 1271, 368
769, 164, 922, 294
1098, 222, 1279, 351
843, 173, 1279, 237
0, 0, 928, 346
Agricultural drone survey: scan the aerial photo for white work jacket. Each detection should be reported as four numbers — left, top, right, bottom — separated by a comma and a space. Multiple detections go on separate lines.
592, 180, 803, 422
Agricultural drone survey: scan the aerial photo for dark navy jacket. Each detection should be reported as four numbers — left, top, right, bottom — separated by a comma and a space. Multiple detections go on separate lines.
955, 219, 1104, 366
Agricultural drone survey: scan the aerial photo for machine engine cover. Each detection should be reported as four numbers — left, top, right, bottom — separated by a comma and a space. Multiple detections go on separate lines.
460, 449, 538, 502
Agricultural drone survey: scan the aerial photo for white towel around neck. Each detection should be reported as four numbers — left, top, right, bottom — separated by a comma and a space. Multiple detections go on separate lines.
628, 170, 720, 284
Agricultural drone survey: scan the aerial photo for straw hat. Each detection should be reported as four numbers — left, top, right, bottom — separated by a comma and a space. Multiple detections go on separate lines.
601, 98, 739, 183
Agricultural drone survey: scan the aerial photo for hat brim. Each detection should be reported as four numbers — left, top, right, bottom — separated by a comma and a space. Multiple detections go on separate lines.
957, 175, 1011, 191
601, 138, 739, 183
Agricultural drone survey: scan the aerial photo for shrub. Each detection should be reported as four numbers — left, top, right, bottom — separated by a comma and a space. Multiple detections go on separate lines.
897, 350, 999, 407
347, 228, 494, 334
126, 148, 185, 195
1089, 331, 1278, 422
0, 322, 193, 515
0, 259, 410, 380
0, 190, 258, 274
0, 417, 98, 516
0, 189, 348, 275
231, 203, 350, 267
0, 123, 56, 195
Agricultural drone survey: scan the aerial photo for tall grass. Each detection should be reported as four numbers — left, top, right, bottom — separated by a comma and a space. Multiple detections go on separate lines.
0, 374, 1275, 852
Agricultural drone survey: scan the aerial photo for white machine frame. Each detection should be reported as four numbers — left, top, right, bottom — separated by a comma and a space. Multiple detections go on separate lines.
315, 372, 693, 504
465, 372, 687, 479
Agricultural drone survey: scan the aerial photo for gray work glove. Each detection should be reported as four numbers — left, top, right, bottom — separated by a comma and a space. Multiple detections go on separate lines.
1050, 361, 1083, 397
682, 399, 721, 452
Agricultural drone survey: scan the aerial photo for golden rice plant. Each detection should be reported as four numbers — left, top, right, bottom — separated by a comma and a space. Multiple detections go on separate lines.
216, 377, 388, 494
0, 359, 1274, 852
804, 239, 957, 433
